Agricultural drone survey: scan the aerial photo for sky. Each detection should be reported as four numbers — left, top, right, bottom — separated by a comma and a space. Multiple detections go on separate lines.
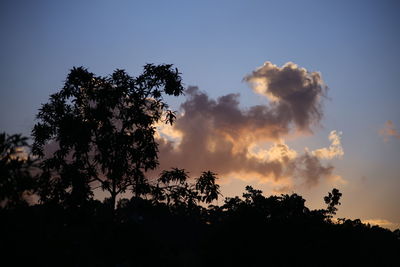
0, 0, 399, 230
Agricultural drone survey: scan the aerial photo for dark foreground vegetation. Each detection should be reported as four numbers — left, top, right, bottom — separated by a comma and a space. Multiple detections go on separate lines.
1, 184, 399, 267
1, 65, 399, 266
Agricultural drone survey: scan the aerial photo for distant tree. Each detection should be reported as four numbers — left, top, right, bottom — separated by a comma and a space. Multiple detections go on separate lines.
154, 168, 191, 207
242, 185, 263, 205
324, 188, 342, 217
32, 64, 184, 209
195, 171, 221, 204
280, 193, 308, 218
0, 133, 36, 208
394, 229, 400, 239
223, 186, 310, 222
150, 168, 221, 212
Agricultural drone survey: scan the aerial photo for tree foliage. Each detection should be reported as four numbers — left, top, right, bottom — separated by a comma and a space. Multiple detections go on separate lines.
150, 168, 221, 210
324, 187, 342, 216
31, 64, 184, 208
0, 133, 36, 208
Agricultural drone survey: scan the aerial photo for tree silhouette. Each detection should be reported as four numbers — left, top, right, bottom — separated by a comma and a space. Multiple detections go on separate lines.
0, 132, 36, 208
154, 167, 191, 207
324, 188, 342, 217
32, 64, 184, 209
150, 168, 221, 212
195, 171, 221, 204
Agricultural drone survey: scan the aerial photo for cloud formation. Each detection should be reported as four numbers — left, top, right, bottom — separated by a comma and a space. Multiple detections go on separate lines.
244, 61, 327, 132
154, 62, 341, 188
362, 219, 399, 230
379, 120, 400, 142
312, 131, 344, 159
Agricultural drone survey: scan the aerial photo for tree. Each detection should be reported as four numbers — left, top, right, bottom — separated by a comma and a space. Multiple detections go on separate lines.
32, 64, 184, 209
195, 171, 221, 204
151, 168, 221, 210
324, 188, 342, 217
154, 168, 191, 207
0, 132, 36, 208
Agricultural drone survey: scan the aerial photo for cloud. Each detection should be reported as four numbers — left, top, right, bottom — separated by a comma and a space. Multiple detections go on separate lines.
244, 61, 327, 133
328, 174, 348, 186
288, 152, 334, 187
362, 219, 399, 230
9, 146, 30, 161
312, 130, 344, 159
272, 184, 293, 194
379, 120, 400, 142
248, 142, 297, 163
154, 61, 342, 187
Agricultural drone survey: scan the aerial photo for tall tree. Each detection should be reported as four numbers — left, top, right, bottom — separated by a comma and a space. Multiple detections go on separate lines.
32, 64, 184, 208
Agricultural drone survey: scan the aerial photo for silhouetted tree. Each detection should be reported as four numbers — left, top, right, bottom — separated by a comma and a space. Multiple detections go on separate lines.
0, 133, 36, 209
324, 188, 342, 217
195, 171, 221, 204
242, 185, 263, 204
32, 64, 184, 209
154, 168, 191, 207
280, 193, 308, 218
149, 168, 221, 215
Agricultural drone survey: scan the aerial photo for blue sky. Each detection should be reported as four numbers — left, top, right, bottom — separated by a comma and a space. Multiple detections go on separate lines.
1, 0, 399, 228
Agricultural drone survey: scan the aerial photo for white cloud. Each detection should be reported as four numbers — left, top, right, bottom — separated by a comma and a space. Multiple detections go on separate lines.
312, 130, 344, 159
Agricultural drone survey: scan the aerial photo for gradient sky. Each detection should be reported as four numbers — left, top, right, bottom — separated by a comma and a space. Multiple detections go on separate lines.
1, 0, 399, 229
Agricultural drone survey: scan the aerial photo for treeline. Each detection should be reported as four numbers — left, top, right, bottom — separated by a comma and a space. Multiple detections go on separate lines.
0, 64, 399, 266
1, 168, 399, 266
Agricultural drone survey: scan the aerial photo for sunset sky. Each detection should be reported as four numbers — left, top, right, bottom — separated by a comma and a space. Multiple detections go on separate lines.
1, 0, 399, 229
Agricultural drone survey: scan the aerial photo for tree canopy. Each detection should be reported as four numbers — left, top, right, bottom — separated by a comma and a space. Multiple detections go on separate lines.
0, 132, 36, 208
32, 64, 184, 208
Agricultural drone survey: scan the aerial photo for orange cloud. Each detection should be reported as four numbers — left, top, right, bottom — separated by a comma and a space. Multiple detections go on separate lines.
362, 219, 399, 230
154, 62, 343, 188
9, 146, 30, 161
328, 174, 348, 186
379, 120, 400, 142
